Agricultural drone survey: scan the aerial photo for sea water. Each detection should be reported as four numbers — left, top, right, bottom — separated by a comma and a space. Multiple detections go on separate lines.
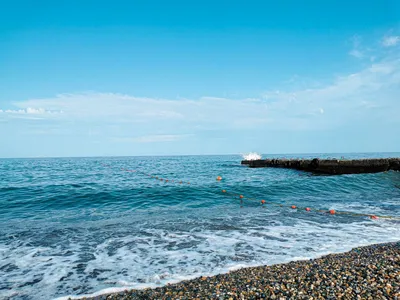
1, 153, 399, 299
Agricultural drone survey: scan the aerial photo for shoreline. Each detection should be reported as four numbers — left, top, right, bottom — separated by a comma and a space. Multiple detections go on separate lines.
69, 241, 400, 300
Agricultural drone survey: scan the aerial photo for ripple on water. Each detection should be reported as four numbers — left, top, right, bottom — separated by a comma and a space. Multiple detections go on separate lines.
0, 154, 399, 299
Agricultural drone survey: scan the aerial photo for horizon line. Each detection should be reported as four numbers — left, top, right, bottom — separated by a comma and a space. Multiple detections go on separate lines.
1, 151, 400, 160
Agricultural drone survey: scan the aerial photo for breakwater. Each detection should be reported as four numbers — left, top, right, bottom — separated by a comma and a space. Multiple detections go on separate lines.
241, 158, 400, 175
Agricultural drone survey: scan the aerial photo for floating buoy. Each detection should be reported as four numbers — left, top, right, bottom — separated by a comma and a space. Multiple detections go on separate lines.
291, 205, 296, 209
239, 195, 244, 199
180, 181, 182, 184
329, 209, 336, 215
165, 180, 168, 182
305, 207, 311, 211
370, 215, 379, 220
222, 190, 226, 193
261, 200, 266, 204
216, 176, 222, 181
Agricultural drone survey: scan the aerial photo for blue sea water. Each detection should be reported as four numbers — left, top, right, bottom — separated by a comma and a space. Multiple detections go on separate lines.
1, 153, 400, 300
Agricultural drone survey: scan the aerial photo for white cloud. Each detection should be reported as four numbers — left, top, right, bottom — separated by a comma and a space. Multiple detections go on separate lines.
2, 54, 399, 133
349, 49, 364, 59
382, 35, 400, 47
138, 110, 184, 119
1, 93, 276, 130
262, 56, 400, 128
4, 109, 26, 114
348, 35, 366, 59
1, 32, 399, 135
26, 107, 45, 114
0, 107, 60, 116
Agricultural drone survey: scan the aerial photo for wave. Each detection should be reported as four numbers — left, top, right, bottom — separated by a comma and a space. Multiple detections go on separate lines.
241, 152, 262, 161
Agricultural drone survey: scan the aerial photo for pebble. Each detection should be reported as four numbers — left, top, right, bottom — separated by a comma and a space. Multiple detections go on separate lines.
78, 241, 399, 300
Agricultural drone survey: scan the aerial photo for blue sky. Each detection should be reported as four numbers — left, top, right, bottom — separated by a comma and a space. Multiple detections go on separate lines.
1, 0, 399, 157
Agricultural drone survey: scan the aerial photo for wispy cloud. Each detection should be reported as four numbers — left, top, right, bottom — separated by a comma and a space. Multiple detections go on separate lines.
1, 93, 275, 130
138, 111, 184, 119
263, 57, 399, 126
382, 35, 400, 47
348, 35, 366, 59
1, 31, 399, 143
140, 134, 185, 143
119, 134, 193, 143
349, 49, 364, 59
0, 107, 62, 116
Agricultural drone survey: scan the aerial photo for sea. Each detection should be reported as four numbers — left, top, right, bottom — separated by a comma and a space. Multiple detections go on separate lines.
1, 153, 400, 300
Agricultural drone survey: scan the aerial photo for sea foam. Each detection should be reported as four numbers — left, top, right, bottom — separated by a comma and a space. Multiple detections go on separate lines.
241, 152, 262, 160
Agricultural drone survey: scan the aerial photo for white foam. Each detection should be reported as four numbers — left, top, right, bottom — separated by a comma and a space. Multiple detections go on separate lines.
1, 210, 399, 300
241, 152, 262, 160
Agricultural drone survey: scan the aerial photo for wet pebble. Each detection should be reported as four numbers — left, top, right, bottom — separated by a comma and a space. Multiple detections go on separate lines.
80, 241, 400, 300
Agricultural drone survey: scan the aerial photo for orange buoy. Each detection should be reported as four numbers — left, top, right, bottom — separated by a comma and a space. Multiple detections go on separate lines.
291, 205, 296, 209
305, 207, 311, 211
165, 180, 169, 182
329, 209, 336, 215
239, 195, 244, 199
370, 215, 379, 220
261, 200, 266, 204
216, 176, 222, 181
222, 190, 226, 193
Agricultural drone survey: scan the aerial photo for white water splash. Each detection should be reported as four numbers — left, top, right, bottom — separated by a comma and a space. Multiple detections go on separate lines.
242, 152, 262, 160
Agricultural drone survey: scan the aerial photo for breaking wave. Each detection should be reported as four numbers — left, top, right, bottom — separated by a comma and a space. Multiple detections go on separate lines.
241, 152, 262, 160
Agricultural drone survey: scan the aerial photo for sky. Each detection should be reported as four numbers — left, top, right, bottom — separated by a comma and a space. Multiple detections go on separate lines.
1, 0, 400, 157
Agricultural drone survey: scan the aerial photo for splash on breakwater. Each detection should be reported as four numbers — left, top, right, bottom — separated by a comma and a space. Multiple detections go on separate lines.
241, 152, 261, 161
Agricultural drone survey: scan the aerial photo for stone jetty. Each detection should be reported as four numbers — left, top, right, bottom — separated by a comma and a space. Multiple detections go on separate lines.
241, 158, 400, 175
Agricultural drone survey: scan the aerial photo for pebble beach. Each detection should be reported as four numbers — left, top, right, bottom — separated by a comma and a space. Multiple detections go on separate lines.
79, 241, 400, 300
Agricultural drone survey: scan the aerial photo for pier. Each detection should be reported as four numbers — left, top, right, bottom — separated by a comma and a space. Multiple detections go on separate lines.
241, 158, 400, 175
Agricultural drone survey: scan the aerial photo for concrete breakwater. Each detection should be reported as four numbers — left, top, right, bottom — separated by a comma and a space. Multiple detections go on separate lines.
241, 158, 400, 175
